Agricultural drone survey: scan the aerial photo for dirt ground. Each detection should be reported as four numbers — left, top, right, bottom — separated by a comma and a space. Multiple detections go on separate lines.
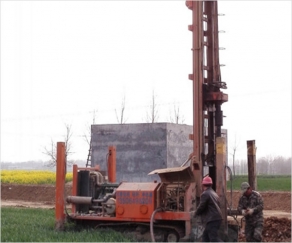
1, 183, 291, 242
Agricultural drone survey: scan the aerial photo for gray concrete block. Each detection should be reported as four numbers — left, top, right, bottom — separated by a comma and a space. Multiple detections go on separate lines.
91, 123, 193, 182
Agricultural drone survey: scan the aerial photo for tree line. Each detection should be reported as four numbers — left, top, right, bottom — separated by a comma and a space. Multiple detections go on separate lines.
2, 156, 290, 176
229, 156, 291, 175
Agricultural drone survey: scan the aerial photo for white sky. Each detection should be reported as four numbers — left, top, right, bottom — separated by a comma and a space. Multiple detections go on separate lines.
1, 1, 291, 163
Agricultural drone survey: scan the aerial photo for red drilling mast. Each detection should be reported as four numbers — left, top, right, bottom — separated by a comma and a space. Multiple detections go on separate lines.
186, 0, 229, 232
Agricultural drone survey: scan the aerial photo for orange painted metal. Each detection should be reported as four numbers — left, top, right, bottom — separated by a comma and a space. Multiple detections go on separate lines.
154, 211, 190, 221
72, 164, 78, 213
107, 146, 116, 183
186, 0, 203, 201
115, 182, 159, 219
55, 142, 66, 227
148, 166, 195, 236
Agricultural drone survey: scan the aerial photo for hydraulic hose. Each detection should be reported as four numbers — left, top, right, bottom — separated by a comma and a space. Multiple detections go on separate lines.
150, 207, 162, 242
92, 190, 116, 203
224, 165, 240, 230
65, 203, 72, 219
67, 190, 116, 205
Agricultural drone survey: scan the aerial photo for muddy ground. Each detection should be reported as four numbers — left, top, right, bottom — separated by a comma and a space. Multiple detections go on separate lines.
1, 184, 291, 242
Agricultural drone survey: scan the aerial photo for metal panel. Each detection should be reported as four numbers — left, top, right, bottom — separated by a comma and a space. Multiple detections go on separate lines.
115, 182, 159, 219
148, 166, 195, 183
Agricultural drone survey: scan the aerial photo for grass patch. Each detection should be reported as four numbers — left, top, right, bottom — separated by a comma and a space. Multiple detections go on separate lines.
227, 175, 291, 191
1, 207, 134, 242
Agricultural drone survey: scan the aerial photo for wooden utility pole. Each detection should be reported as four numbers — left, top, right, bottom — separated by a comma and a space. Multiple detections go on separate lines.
247, 140, 257, 190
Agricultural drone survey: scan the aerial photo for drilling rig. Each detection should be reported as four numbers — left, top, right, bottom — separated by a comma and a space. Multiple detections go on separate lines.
55, 1, 239, 241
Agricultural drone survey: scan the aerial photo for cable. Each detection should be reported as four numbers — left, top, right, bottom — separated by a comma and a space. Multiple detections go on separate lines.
150, 207, 162, 242
225, 165, 233, 209
64, 202, 72, 219
224, 165, 241, 237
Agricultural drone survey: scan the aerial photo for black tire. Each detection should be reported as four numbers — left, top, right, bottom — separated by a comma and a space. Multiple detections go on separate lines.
165, 230, 179, 242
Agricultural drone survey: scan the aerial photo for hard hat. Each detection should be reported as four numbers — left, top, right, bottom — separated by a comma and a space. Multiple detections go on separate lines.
202, 176, 213, 185
241, 182, 250, 194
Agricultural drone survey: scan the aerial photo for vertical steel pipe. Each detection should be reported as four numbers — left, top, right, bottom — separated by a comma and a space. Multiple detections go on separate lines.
72, 164, 78, 213
108, 146, 116, 183
55, 142, 66, 230
216, 137, 227, 235
186, 0, 204, 199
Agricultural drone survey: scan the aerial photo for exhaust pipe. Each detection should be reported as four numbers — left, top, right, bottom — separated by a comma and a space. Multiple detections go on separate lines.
67, 190, 116, 205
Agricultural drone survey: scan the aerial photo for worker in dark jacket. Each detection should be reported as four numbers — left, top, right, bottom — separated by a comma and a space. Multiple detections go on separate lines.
238, 182, 264, 242
194, 176, 223, 242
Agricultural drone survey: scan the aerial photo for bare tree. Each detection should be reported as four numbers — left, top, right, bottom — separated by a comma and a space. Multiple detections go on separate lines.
83, 125, 91, 147
43, 138, 56, 165
115, 93, 127, 124
256, 157, 269, 175
169, 102, 185, 124
64, 123, 73, 161
229, 134, 240, 177
83, 109, 97, 146
146, 90, 159, 123
43, 123, 73, 167
83, 109, 98, 167
265, 154, 275, 175
282, 157, 292, 175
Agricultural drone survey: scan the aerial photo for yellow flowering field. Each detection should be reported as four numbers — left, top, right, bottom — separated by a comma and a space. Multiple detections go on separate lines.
1, 170, 73, 185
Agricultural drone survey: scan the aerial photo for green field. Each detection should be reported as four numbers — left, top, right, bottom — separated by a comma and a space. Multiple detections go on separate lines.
1, 175, 290, 241
1, 171, 291, 191
1, 207, 134, 242
227, 175, 291, 191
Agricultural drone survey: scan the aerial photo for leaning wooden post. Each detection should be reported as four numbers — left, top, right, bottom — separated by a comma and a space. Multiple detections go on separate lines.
55, 142, 66, 230
247, 140, 257, 190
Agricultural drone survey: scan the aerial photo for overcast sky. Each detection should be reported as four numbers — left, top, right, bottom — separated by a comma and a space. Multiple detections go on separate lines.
1, 1, 291, 163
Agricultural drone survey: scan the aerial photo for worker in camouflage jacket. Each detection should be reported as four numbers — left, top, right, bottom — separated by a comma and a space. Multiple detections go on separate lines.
238, 182, 264, 242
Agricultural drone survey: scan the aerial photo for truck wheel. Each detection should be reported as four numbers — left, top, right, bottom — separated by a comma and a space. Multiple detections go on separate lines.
166, 230, 179, 242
